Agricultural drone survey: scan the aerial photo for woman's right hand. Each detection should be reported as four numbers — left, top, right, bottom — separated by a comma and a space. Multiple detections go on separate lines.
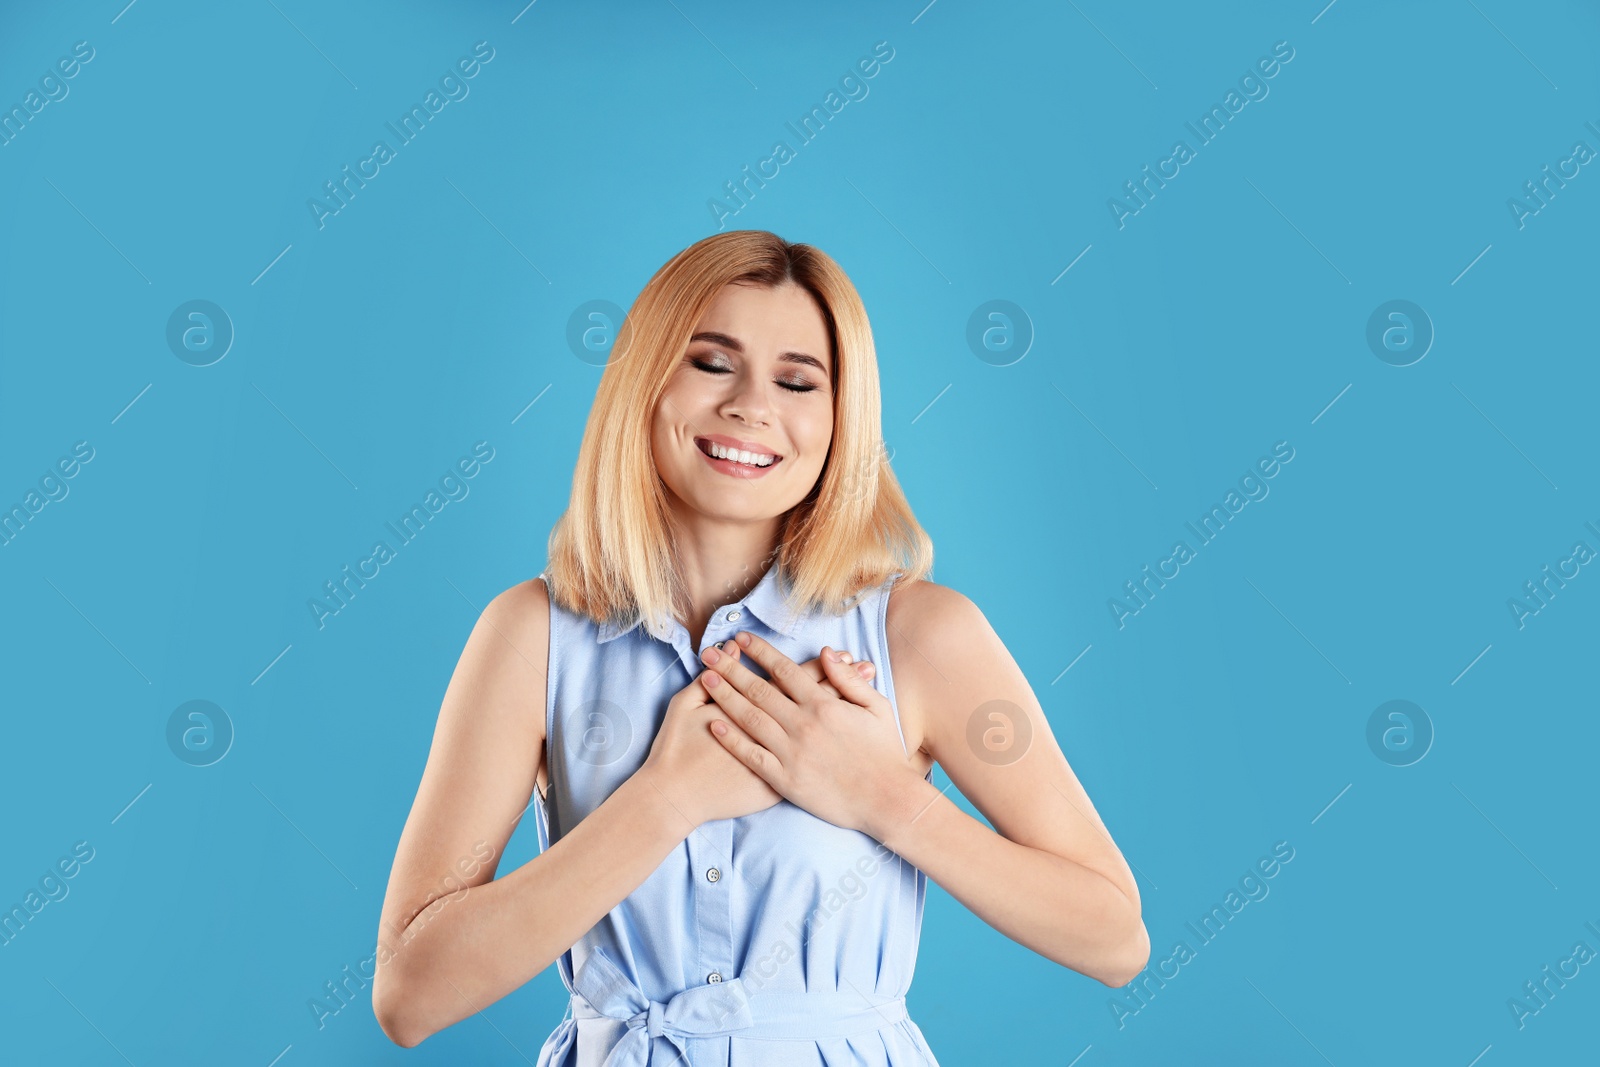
638, 645, 872, 828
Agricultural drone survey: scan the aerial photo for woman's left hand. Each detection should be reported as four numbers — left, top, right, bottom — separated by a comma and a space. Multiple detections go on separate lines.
698, 631, 920, 838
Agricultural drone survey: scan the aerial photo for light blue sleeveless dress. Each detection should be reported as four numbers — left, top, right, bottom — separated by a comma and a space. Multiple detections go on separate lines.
531, 563, 940, 1067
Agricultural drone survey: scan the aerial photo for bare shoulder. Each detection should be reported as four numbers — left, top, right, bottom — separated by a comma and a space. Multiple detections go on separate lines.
479, 576, 552, 680
884, 577, 989, 763
477, 575, 553, 787
885, 576, 975, 635
887, 576, 1143, 929
375, 573, 553, 955
485, 574, 551, 644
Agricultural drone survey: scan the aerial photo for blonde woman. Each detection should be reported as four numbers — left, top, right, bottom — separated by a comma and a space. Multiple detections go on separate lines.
371, 230, 1148, 1064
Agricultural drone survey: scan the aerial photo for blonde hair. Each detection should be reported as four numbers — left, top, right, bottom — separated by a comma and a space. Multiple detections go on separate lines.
543, 230, 932, 638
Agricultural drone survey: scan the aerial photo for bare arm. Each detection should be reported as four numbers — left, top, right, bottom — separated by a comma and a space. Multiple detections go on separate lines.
874, 581, 1149, 988
371, 579, 864, 1046
371, 578, 692, 1047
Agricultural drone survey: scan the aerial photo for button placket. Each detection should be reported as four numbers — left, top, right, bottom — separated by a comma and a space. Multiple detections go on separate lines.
702, 605, 744, 649
683, 607, 740, 996
689, 819, 735, 998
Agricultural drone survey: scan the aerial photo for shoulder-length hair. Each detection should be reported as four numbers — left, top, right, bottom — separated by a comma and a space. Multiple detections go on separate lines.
543, 229, 933, 639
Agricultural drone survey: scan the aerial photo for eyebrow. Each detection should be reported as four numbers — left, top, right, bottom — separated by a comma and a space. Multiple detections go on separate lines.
689, 331, 830, 376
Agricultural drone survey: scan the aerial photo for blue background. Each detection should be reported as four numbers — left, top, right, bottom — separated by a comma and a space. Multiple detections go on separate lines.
2, 0, 1597, 1063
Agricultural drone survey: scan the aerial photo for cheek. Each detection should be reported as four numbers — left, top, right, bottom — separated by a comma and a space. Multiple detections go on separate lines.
647, 412, 683, 478
661, 378, 716, 431
797, 411, 833, 466
652, 385, 692, 440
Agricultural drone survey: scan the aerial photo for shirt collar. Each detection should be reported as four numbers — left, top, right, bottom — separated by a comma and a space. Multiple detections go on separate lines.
596, 563, 799, 643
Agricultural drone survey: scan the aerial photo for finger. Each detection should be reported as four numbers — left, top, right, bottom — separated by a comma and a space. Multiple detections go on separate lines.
708, 716, 780, 785
816, 665, 872, 699
701, 636, 800, 725
820, 646, 886, 710
826, 648, 877, 680
701, 667, 789, 755
725, 631, 818, 709
797, 652, 866, 699
682, 669, 713, 707
800, 653, 852, 677
687, 640, 746, 705
837, 653, 878, 683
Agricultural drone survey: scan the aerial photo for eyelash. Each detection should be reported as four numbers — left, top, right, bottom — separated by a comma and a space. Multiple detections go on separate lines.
691, 356, 818, 394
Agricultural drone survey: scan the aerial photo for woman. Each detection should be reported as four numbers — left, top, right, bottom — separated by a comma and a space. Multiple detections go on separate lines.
371, 231, 1149, 1064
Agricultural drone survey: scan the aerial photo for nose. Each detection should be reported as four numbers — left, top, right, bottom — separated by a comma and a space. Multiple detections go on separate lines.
721, 370, 774, 428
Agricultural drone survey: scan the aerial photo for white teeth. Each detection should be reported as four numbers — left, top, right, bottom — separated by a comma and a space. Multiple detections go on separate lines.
707, 442, 775, 467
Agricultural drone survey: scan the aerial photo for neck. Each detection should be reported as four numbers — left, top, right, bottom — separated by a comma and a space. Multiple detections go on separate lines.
667, 511, 784, 645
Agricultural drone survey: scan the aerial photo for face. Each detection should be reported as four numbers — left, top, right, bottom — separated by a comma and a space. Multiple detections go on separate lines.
650, 281, 835, 527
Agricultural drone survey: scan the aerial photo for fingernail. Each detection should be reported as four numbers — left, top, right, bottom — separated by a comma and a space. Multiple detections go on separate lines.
856, 662, 874, 677
838, 651, 854, 664
702, 646, 721, 664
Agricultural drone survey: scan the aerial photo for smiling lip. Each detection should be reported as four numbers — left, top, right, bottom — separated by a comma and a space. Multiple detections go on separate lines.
694, 434, 782, 479
696, 433, 782, 459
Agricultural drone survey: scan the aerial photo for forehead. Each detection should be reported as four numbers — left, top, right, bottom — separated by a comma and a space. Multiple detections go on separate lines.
694, 282, 832, 360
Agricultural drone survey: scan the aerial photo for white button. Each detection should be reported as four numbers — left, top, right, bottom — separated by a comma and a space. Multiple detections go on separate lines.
706, 867, 721, 883
707, 971, 722, 983
726, 610, 742, 622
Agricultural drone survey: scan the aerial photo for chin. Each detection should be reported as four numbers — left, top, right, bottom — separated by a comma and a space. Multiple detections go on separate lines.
683, 488, 792, 522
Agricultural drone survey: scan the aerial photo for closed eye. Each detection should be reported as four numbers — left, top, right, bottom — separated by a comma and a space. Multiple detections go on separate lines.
691, 357, 818, 394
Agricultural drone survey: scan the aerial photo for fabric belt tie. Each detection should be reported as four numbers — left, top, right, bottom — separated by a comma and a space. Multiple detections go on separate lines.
534, 946, 909, 1067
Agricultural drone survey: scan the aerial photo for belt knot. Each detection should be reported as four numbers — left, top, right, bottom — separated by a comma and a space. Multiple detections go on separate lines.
560, 946, 910, 1066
